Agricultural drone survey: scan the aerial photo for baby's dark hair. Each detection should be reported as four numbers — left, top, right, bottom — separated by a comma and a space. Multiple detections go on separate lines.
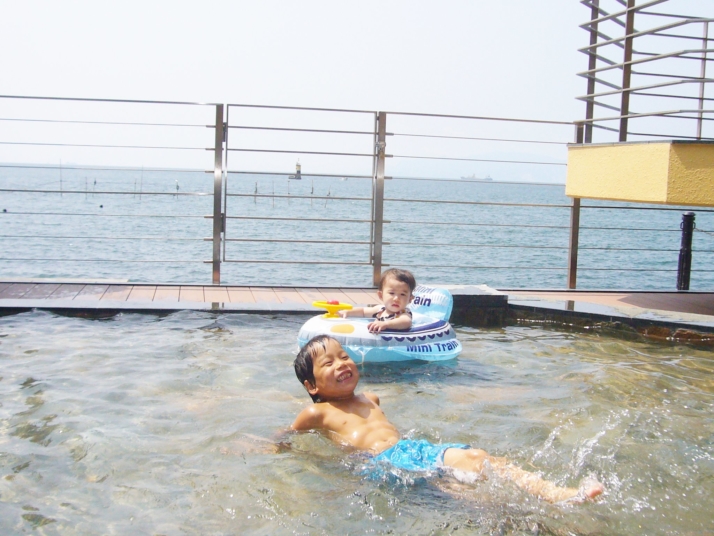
294, 334, 336, 403
379, 268, 416, 292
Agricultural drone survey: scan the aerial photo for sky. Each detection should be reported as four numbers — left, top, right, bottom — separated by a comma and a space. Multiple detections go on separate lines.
0, 1, 623, 182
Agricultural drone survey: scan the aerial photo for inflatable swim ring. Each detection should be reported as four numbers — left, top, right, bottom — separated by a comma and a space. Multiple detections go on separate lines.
297, 285, 462, 363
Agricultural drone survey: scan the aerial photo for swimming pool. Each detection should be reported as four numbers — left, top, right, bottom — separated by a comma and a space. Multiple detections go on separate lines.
0, 311, 712, 534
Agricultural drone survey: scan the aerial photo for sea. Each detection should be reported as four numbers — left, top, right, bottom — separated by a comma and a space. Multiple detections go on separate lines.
1, 164, 713, 291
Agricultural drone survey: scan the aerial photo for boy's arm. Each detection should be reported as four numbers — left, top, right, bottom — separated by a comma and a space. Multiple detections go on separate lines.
291, 405, 324, 432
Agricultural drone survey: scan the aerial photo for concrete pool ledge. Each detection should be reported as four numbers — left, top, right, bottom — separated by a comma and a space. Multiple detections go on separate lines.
1, 281, 713, 343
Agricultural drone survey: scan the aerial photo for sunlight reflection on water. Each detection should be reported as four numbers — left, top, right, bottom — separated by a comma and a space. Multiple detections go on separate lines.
0, 311, 712, 534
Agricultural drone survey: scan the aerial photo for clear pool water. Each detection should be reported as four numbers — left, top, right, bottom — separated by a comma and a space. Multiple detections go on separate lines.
0, 311, 712, 534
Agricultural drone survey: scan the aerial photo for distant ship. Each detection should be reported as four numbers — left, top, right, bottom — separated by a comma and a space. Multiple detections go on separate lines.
289, 161, 302, 180
460, 174, 493, 181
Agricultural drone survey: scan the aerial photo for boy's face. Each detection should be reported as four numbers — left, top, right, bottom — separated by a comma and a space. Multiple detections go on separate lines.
306, 339, 359, 401
378, 276, 413, 315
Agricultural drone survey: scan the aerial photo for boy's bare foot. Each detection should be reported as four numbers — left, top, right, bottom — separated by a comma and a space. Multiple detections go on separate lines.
559, 476, 604, 504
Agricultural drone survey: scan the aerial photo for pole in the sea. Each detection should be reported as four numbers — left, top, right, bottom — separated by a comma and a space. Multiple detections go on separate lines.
677, 211, 695, 291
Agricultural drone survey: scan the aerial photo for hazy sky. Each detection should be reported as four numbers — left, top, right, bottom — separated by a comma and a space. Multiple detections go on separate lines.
1, 1, 600, 182
1, 1, 588, 118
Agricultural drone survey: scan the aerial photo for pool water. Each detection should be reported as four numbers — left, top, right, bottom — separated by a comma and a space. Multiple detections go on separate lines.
0, 311, 712, 534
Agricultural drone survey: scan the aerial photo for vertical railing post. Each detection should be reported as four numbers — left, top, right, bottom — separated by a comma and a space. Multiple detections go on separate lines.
677, 212, 696, 291
212, 104, 225, 285
584, 0, 599, 144
567, 197, 581, 289
698, 21, 709, 139
618, 0, 636, 142
371, 112, 387, 286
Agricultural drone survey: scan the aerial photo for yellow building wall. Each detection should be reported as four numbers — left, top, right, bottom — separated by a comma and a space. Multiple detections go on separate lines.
566, 141, 714, 207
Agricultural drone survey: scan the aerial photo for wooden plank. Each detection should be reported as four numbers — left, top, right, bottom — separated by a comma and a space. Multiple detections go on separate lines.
318, 288, 353, 303
250, 287, 280, 303
179, 286, 205, 302
339, 288, 380, 305
47, 284, 86, 300
74, 285, 109, 301
102, 285, 133, 301
226, 287, 256, 303
296, 288, 329, 304
621, 293, 714, 316
23, 284, 62, 299
128, 286, 157, 301
0, 282, 12, 294
204, 286, 230, 302
274, 288, 308, 304
154, 286, 180, 302
0, 283, 36, 299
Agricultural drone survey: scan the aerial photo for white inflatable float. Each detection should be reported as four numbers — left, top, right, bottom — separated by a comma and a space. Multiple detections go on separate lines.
297, 285, 462, 363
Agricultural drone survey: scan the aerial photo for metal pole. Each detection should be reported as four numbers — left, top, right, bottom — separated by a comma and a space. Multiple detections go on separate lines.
677, 212, 695, 291
212, 104, 225, 284
567, 197, 581, 289
619, 0, 636, 142
585, 0, 600, 144
698, 22, 709, 139
372, 112, 387, 286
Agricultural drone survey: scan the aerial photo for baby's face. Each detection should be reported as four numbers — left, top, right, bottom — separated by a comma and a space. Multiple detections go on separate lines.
378, 277, 413, 315
308, 339, 359, 400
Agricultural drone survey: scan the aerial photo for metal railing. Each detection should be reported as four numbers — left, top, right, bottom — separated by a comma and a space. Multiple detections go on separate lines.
578, 0, 714, 142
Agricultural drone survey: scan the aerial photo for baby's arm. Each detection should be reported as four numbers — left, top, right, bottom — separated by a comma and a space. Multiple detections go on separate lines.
339, 305, 381, 319
367, 311, 412, 333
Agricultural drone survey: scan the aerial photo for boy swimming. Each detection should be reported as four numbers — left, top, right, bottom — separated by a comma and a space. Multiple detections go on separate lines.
339, 268, 415, 333
291, 334, 604, 504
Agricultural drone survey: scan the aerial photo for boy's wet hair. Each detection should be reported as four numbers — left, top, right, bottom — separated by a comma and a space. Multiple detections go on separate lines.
294, 334, 337, 403
379, 268, 416, 293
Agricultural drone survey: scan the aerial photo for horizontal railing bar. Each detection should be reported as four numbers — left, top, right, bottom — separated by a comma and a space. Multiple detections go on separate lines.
385, 198, 571, 208
579, 0, 665, 29
635, 91, 714, 102
226, 193, 371, 202
0, 117, 208, 128
624, 130, 714, 140
226, 215, 372, 223
577, 108, 714, 124
391, 154, 566, 166
222, 259, 371, 266
579, 47, 714, 76
0, 141, 209, 151
390, 241, 568, 249
0, 188, 211, 196
581, 205, 714, 213
392, 132, 566, 145
0, 258, 206, 263
0, 164, 208, 173
227, 125, 377, 136
390, 176, 564, 187
224, 238, 370, 245
227, 103, 375, 114
2, 211, 207, 218
227, 170, 374, 179
578, 267, 714, 272
393, 219, 568, 229
0, 94, 220, 106
640, 10, 713, 21
386, 263, 568, 270
576, 73, 623, 91
579, 18, 709, 52
577, 78, 713, 101
383, 110, 573, 126
1, 235, 205, 241
227, 148, 374, 158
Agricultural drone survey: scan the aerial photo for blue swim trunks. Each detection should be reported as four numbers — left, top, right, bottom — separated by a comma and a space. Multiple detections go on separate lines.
370, 439, 470, 472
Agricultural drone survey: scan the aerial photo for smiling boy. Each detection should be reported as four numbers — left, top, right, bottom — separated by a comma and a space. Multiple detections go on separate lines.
291, 335, 604, 504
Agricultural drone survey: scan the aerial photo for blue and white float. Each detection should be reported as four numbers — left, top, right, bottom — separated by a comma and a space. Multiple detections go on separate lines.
297, 285, 462, 363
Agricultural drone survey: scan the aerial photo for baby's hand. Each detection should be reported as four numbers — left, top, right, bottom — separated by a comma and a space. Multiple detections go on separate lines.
367, 321, 385, 333
338, 310, 349, 318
